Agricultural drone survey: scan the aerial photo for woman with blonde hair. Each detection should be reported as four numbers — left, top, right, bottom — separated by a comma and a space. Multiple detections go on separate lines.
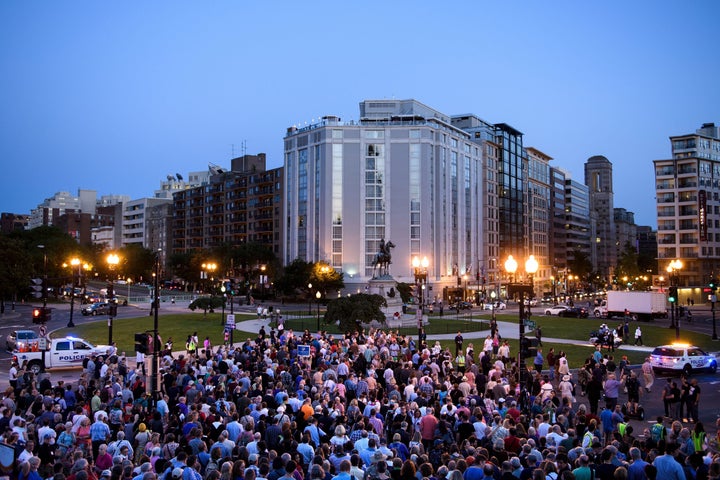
330, 425, 349, 447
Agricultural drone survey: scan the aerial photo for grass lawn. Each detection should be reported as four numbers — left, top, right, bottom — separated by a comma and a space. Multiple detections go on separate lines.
54, 312, 260, 355
55, 310, 715, 371
280, 315, 489, 336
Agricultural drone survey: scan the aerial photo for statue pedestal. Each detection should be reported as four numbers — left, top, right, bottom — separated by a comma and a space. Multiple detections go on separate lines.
367, 277, 428, 329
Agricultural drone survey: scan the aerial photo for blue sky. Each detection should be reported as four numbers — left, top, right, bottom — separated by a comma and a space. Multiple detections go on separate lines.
1, 1, 718, 228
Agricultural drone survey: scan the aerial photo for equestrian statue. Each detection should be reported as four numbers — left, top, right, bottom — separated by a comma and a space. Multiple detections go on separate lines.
372, 238, 395, 278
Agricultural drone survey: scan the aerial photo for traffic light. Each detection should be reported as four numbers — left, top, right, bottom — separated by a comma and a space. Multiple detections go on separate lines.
710, 278, 718, 292
668, 286, 678, 303
31, 307, 50, 324
134, 333, 147, 353
30, 278, 43, 298
107, 283, 114, 299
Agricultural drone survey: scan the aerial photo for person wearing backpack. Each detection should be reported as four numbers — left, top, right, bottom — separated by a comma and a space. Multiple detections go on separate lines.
108, 399, 123, 436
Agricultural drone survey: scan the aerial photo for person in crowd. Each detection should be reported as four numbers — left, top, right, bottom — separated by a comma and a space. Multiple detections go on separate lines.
1, 321, 717, 480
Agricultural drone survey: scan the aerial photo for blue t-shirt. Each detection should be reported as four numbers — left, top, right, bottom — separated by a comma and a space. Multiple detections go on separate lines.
534, 352, 544, 366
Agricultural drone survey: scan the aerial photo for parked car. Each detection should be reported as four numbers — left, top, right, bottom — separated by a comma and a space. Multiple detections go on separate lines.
558, 307, 589, 318
484, 301, 506, 311
650, 344, 718, 375
81, 302, 110, 316
544, 305, 570, 315
450, 301, 474, 310
6, 330, 40, 351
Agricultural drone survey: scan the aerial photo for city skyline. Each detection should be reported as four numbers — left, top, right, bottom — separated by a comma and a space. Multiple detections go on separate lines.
2, 1, 719, 227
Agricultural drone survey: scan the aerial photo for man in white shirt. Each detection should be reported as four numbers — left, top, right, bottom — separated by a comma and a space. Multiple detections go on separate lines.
546, 425, 568, 447
472, 414, 487, 440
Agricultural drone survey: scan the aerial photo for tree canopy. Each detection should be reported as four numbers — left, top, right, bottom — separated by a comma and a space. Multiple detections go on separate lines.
325, 293, 386, 333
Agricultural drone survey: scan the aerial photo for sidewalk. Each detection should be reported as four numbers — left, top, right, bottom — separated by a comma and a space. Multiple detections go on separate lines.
229, 316, 655, 353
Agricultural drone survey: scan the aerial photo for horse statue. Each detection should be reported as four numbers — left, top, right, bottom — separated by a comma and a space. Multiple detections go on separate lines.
372, 239, 395, 278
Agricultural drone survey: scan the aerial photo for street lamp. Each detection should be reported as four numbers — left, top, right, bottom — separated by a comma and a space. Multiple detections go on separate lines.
505, 254, 538, 385
308, 283, 313, 315
490, 291, 497, 322
666, 259, 683, 338
260, 265, 267, 300
412, 256, 429, 348
201, 262, 217, 293
220, 285, 226, 326
151, 249, 161, 406
65, 258, 90, 328
316, 290, 322, 332
106, 253, 120, 345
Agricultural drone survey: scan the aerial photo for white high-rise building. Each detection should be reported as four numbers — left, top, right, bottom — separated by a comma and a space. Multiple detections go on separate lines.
283, 99, 486, 298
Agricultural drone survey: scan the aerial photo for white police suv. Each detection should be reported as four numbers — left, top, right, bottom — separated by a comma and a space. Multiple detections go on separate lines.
650, 343, 718, 375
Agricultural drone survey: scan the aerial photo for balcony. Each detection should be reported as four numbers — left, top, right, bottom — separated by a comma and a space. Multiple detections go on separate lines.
655, 167, 675, 176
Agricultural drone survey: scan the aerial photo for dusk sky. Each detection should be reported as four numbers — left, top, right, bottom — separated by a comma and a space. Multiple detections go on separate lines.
2, 1, 718, 228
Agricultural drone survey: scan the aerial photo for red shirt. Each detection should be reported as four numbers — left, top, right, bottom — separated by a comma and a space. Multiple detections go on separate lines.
419, 414, 438, 440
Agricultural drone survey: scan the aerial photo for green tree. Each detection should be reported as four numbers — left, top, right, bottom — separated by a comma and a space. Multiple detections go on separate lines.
325, 293, 387, 333
309, 261, 345, 297
167, 251, 195, 290
568, 248, 593, 281
274, 258, 313, 296
616, 241, 641, 279
395, 282, 413, 304
188, 296, 226, 318
117, 244, 160, 283
0, 236, 32, 309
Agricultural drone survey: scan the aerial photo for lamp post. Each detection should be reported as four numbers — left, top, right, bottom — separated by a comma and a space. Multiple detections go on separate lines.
666, 259, 683, 338
151, 249, 161, 406
106, 253, 120, 345
127, 278, 132, 303
260, 265, 266, 300
490, 291, 497, 322
201, 262, 217, 294
65, 258, 84, 328
412, 256, 429, 348
316, 290, 322, 332
505, 254, 538, 385
308, 283, 313, 315
220, 285, 226, 326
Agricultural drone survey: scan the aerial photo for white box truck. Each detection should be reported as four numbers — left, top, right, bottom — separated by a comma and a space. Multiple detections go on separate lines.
593, 291, 668, 321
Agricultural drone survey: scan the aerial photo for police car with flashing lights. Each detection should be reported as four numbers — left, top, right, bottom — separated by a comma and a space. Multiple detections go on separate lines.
650, 344, 718, 375
13, 335, 111, 375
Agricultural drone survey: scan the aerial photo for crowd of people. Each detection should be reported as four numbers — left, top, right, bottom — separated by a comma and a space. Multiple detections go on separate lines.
3, 325, 720, 480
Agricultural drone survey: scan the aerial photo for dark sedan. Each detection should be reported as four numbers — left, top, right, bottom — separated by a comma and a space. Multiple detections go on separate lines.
558, 307, 589, 318
450, 301, 474, 310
